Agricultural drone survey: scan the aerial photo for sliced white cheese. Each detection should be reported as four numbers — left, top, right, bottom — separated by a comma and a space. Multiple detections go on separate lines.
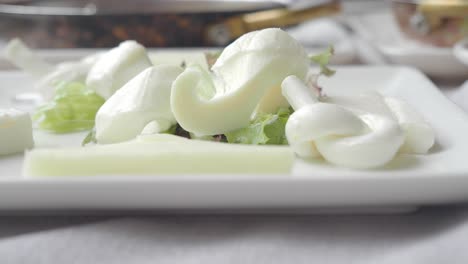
322, 93, 396, 119
23, 134, 294, 176
0, 109, 34, 155
281, 75, 318, 110
212, 28, 309, 116
3, 38, 54, 78
171, 28, 309, 136
95, 65, 182, 144
384, 97, 435, 154
86, 40, 152, 99
36, 53, 102, 100
3, 38, 102, 99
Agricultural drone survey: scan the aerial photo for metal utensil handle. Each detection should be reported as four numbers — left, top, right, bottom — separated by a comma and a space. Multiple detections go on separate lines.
206, 0, 341, 45
415, 0, 468, 33
418, 0, 468, 18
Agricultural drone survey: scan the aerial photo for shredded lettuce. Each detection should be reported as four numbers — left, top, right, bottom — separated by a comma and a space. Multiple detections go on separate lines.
308, 46, 336, 97
310, 46, 335, 77
34, 82, 105, 133
224, 47, 334, 145
225, 107, 292, 145
82, 127, 97, 146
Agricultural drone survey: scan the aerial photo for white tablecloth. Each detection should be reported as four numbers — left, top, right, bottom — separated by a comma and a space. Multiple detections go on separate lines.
2, 204, 468, 264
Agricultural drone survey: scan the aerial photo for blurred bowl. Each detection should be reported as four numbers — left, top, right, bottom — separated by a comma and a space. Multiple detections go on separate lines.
391, 0, 468, 47
453, 38, 468, 66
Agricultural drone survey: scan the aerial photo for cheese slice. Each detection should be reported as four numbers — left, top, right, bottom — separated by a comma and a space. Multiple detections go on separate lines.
23, 134, 293, 176
0, 109, 34, 155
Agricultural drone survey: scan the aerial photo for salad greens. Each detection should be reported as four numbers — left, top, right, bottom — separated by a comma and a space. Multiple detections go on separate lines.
82, 45, 335, 146
9, 30, 343, 176
308, 46, 336, 97
310, 46, 335, 77
15, 33, 334, 148
222, 47, 334, 146
225, 107, 292, 145
33, 82, 105, 133
82, 127, 97, 146
171, 28, 310, 136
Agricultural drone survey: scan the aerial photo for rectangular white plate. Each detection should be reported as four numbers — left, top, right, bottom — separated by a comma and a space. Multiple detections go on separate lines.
0, 46, 356, 71
1, 66, 468, 211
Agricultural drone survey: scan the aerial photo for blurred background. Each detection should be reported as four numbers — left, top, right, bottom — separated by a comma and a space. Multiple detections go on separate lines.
1, 0, 468, 80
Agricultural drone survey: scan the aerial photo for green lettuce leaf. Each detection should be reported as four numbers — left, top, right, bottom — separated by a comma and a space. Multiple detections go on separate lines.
82, 127, 97, 146
34, 82, 105, 133
225, 107, 292, 145
310, 46, 335, 77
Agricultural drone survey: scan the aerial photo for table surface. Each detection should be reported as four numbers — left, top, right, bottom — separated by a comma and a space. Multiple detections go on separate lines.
1, 204, 468, 264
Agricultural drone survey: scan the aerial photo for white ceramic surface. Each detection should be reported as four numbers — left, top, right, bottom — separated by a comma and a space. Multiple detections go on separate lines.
1, 66, 468, 210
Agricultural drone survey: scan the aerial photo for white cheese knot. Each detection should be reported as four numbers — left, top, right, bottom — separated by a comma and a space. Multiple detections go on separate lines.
282, 75, 433, 169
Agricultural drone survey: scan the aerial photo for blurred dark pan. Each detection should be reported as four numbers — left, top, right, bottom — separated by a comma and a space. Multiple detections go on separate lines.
0, 0, 340, 48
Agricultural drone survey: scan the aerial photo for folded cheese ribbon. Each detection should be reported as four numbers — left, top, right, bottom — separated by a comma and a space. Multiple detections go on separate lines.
170, 28, 309, 136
